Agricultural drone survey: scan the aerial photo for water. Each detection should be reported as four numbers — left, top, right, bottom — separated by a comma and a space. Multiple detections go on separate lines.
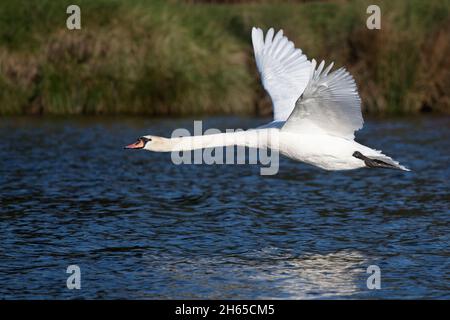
0, 116, 449, 299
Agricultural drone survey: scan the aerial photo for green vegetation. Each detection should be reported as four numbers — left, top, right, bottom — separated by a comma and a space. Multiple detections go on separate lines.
0, 0, 448, 115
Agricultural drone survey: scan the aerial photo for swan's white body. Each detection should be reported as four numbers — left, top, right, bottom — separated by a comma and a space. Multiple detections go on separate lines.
126, 27, 409, 172
278, 132, 368, 170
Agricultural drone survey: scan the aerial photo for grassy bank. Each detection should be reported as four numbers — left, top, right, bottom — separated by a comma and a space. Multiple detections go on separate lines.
0, 0, 449, 116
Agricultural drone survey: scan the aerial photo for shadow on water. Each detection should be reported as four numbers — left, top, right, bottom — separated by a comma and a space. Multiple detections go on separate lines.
0, 115, 449, 299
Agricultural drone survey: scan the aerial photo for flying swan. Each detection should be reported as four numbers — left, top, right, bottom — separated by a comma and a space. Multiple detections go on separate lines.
126, 27, 409, 172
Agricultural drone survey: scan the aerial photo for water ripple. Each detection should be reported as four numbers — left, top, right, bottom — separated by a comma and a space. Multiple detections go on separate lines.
0, 116, 449, 299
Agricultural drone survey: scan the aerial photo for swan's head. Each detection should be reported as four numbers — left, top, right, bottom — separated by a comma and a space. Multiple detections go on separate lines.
124, 135, 168, 151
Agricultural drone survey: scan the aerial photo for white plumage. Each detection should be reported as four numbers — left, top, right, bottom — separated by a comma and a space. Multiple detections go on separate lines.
252, 27, 311, 121
127, 27, 409, 172
283, 59, 363, 140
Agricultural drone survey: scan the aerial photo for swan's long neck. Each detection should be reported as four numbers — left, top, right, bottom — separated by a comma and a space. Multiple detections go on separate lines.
155, 128, 279, 152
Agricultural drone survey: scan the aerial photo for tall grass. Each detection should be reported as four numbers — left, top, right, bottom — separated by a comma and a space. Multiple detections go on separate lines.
0, 0, 448, 115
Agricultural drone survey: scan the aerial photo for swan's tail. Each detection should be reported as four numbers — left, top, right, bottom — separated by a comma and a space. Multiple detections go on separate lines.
353, 151, 410, 171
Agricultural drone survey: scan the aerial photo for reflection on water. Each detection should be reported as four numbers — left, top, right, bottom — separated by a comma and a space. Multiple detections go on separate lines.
258, 250, 369, 299
0, 116, 449, 299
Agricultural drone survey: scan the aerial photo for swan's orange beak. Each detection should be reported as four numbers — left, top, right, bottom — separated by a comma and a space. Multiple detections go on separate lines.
124, 139, 145, 149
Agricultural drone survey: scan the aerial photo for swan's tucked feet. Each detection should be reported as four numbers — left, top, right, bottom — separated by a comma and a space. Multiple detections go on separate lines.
352, 151, 402, 170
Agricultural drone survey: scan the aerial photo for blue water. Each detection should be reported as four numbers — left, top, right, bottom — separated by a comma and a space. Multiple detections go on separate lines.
0, 116, 449, 299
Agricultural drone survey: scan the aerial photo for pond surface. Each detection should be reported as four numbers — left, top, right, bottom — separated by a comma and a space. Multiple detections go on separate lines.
0, 116, 449, 299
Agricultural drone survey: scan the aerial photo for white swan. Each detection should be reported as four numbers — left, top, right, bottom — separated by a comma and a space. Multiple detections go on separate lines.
126, 27, 409, 172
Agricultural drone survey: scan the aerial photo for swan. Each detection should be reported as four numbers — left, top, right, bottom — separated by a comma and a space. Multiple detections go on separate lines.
125, 27, 409, 172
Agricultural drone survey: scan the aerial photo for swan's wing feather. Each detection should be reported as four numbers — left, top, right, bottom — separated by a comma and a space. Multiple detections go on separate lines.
256, 120, 285, 129
282, 59, 363, 139
252, 27, 311, 121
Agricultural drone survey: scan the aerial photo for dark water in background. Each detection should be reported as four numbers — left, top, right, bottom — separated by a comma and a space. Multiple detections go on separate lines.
0, 116, 448, 299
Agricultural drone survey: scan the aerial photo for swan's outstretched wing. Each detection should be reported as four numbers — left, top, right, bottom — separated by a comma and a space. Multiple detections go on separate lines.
282, 59, 363, 140
252, 27, 311, 121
